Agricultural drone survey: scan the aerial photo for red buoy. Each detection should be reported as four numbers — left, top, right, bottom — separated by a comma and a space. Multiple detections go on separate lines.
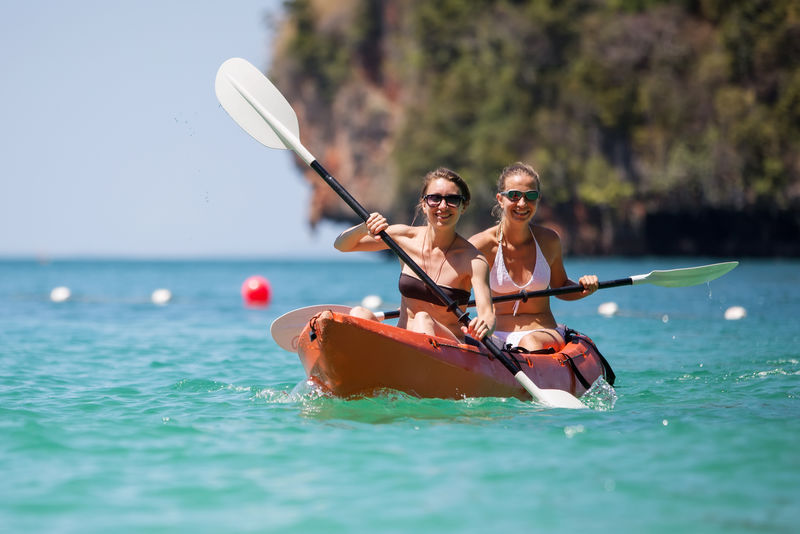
241, 275, 271, 307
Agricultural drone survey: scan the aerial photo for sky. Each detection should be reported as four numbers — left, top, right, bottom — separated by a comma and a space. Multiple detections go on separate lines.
0, 1, 348, 258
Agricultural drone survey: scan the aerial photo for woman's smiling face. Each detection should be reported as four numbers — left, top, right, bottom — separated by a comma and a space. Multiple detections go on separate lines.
497, 172, 539, 224
423, 178, 464, 228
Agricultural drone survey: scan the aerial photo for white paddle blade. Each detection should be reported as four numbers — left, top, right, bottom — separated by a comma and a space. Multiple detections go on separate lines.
514, 371, 586, 409
632, 261, 738, 288
270, 304, 353, 352
215, 58, 314, 163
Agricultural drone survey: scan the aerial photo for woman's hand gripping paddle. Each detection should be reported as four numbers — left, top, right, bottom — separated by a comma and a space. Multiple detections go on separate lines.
215, 58, 585, 409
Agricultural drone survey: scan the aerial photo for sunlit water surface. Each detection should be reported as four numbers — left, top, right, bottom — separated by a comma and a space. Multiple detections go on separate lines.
1, 258, 797, 533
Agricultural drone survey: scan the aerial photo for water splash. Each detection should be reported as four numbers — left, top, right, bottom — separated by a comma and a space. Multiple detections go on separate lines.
252, 376, 619, 420
564, 424, 585, 438
579, 377, 618, 411
266, 379, 553, 423
248, 379, 324, 404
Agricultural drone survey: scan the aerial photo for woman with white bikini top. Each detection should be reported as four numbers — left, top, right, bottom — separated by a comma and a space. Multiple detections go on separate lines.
469, 162, 599, 352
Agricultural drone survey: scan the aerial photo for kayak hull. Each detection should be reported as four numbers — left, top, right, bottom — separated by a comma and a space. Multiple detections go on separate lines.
296, 311, 610, 400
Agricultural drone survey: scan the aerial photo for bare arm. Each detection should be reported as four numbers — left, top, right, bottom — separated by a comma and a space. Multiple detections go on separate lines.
558, 273, 599, 301
334, 212, 391, 252
467, 226, 499, 267
540, 227, 598, 301
463, 254, 496, 339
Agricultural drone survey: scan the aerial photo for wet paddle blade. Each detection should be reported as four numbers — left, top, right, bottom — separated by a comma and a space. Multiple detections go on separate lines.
271, 304, 395, 352
514, 371, 586, 409
632, 261, 739, 288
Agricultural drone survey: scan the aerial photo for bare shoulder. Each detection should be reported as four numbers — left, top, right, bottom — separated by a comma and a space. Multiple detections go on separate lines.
452, 234, 488, 264
467, 225, 499, 255
532, 224, 563, 259
532, 224, 561, 243
387, 223, 420, 240
449, 236, 489, 281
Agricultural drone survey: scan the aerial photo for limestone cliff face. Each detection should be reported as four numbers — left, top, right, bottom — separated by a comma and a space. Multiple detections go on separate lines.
269, 1, 407, 227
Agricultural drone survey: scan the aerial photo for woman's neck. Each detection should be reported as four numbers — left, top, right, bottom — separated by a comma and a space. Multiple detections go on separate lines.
500, 218, 532, 246
426, 225, 457, 250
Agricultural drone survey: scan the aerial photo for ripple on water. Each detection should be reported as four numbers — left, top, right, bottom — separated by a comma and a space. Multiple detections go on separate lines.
253, 377, 620, 424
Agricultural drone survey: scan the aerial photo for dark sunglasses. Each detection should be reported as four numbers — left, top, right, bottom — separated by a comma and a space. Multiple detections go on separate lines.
500, 189, 540, 202
424, 194, 465, 208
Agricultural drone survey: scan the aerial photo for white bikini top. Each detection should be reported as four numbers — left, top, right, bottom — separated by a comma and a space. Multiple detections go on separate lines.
490, 226, 550, 315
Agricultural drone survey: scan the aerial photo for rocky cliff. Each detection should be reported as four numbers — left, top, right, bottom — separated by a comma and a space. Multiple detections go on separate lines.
269, 1, 405, 227
267, 0, 800, 256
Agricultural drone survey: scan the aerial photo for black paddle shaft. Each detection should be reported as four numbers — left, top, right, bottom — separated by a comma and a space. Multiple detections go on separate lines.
309, 160, 524, 375
380, 278, 634, 320
491, 277, 633, 302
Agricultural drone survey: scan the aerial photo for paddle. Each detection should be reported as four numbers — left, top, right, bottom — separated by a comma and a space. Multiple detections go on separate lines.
215, 57, 584, 408
270, 305, 393, 352
269, 304, 387, 352
269, 261, 738, 351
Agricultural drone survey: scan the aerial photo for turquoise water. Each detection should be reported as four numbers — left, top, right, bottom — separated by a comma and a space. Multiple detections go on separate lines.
1, 258, 798, 533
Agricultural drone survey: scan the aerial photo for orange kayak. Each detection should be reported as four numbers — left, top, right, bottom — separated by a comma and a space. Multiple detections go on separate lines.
297, 310, 615, 400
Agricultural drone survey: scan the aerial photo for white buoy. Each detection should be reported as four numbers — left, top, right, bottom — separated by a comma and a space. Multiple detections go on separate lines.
597, 301, 619, 317
151, 288, 172, 306
50, 286, 71, 303
361, 294, 383, 310
724, 306, 747, 320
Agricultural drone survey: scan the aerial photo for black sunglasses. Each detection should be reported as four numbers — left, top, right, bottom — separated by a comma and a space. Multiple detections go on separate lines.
500, 190, 540, 202
424, 194, 465, 208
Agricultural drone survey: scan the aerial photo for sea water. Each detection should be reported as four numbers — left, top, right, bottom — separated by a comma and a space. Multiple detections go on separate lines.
1, 258, 797, 533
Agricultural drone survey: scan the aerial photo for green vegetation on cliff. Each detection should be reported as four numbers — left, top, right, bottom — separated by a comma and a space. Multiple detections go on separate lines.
271, 0, 800, 255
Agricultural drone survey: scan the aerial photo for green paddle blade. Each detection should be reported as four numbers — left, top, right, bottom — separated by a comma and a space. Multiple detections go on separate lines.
632, 261, 738, 288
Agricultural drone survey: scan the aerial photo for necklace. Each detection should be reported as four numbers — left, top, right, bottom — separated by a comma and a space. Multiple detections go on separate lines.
422, 227, 456, 284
